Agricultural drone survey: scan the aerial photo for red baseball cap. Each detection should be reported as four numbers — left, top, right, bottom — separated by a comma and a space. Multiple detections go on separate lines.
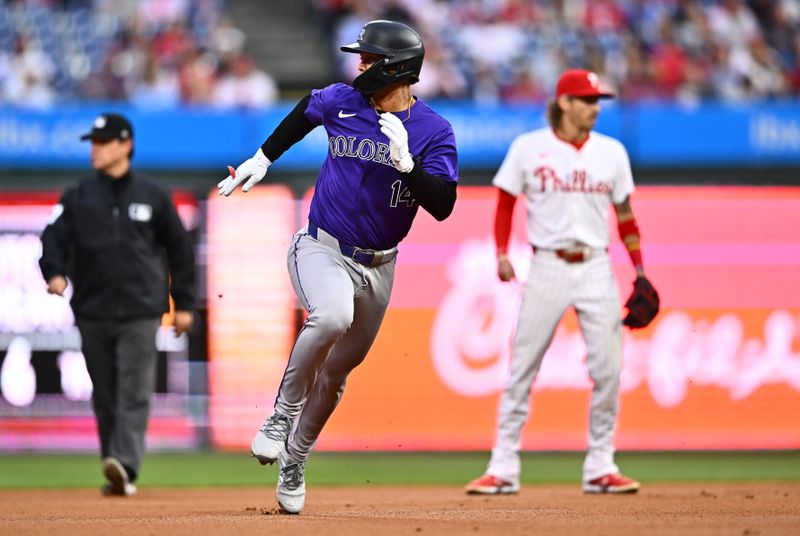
556, 69, 614, 98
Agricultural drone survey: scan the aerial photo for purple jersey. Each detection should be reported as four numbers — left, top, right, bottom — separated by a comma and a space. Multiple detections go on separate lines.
304, 83, 458, 250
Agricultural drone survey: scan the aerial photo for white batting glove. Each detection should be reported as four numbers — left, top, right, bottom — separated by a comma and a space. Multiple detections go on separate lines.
378, 112, 414, 173
217, 148, 272, 196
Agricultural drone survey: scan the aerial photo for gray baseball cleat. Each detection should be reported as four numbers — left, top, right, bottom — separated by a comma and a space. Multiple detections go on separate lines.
101, 457, 137, 496
276, 449, 306, 514
251, 412, 292, 465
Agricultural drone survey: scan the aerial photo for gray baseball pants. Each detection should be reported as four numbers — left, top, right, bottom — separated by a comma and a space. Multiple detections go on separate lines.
77, 316, 160, 482
274, 227, 395, 462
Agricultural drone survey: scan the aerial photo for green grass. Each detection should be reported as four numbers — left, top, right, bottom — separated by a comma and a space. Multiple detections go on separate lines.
0, 451, 797, 489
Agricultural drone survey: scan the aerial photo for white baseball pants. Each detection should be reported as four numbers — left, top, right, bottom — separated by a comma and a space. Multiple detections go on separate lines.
486, 249, 623, 485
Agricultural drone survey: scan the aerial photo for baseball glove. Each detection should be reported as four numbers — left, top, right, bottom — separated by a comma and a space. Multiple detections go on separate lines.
622, 276, 660, 329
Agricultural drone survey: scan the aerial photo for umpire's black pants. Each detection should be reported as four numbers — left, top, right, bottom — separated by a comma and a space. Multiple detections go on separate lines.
77, 317, 160, 483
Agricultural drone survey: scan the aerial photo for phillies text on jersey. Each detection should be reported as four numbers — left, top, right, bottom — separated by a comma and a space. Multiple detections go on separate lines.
492, 128, 634, 250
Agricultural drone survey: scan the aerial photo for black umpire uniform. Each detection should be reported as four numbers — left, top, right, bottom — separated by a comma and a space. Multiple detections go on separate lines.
39, 113, 195, 496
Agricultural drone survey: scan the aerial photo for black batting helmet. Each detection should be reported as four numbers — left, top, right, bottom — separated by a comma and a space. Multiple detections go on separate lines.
340, 20, 424, 95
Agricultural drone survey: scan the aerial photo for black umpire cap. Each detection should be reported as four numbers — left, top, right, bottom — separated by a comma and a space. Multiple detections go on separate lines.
80, 113, 134, 142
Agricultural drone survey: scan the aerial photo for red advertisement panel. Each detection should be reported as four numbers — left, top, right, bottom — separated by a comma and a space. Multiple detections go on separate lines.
311, 186, 800, 450
206, 185, 298, 449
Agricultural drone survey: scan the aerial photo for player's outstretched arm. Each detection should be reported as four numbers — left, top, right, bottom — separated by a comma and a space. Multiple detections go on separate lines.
218, 94, 316, 196
217, 148, 271, 196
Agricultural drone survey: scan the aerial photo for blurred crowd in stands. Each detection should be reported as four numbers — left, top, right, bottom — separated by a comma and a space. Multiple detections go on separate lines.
2, 0, 800, 109
0, 0, 278, 109
320, 0, 800, 104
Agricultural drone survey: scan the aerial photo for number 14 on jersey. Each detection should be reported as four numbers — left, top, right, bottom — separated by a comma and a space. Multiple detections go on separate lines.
390, 180, 415, 208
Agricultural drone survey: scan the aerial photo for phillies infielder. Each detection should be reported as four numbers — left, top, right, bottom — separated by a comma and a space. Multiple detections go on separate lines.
466, 69, 652, 495
217, 20, 458, 514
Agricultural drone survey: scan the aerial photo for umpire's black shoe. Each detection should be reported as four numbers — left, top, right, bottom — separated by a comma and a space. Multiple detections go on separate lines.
101, 457, 137, 496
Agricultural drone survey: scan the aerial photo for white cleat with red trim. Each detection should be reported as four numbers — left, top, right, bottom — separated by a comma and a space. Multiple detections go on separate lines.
464, 474, 520, 495
583, 473, 641, 494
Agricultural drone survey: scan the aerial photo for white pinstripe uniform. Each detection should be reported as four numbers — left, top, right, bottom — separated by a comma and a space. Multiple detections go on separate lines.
487, 127, 634, 486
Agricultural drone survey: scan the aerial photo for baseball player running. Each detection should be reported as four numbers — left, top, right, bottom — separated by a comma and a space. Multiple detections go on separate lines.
465, 69, 659, 496
217, 20, 458, 513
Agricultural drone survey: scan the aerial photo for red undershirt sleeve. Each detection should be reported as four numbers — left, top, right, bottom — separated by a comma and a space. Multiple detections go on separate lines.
494, 189, 516, 255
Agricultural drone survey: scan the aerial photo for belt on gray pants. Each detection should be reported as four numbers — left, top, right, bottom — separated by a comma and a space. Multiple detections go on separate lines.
307, 221, 398, 267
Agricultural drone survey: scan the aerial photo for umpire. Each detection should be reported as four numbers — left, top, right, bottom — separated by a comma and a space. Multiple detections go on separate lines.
39, 113, 196, 496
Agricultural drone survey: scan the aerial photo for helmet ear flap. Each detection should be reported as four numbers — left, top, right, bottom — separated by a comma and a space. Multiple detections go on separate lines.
352, 56, 421, 95
342, 20, 425, 95
352, 58, 394, 95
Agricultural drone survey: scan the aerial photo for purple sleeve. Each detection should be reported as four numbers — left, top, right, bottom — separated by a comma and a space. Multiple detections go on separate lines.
421, 125, 458, 182
304, 87, 327, 126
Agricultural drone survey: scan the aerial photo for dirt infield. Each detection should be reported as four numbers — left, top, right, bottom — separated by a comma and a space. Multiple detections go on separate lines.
1, 483, 798, 535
